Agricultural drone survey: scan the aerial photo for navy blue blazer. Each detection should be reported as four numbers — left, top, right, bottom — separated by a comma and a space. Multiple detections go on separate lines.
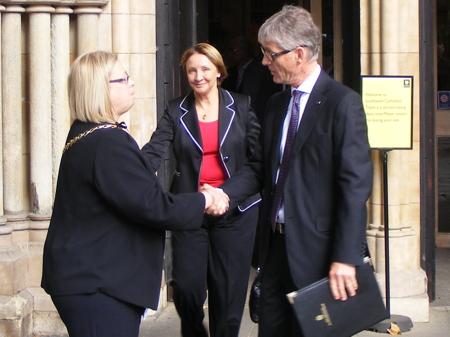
142, 87, 261, 212
221, 70, 373, 289
42, 120, 205, 309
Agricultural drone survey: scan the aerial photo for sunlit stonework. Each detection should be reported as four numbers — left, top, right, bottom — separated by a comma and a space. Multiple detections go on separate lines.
0, 1, 109, 6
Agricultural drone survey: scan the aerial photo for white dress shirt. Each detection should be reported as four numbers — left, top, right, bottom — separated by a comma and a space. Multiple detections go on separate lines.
276, 64, 321, 223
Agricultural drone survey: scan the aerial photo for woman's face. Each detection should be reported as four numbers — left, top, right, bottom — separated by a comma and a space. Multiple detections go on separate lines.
109, 61, 135, 119
185, 53, 220, 96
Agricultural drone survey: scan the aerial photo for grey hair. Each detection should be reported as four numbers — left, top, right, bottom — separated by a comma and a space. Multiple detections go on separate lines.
258, 5, 321, 62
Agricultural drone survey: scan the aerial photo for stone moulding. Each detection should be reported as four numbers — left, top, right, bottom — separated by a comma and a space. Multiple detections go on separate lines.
0, 0, 109, 7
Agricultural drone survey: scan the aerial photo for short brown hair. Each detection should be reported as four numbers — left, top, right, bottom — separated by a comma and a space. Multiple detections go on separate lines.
180, 43, 228, 84
68, 51, 117, 123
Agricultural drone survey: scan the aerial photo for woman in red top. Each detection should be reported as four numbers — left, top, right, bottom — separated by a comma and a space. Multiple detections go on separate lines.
142, 43, 261, 337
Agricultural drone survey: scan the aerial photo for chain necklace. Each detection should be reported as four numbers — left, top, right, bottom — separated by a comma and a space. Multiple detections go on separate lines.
63, 123, 126, 154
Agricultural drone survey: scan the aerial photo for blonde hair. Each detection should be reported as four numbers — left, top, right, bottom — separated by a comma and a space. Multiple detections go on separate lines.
180, 43, 228, 84
68, 51, 118, 123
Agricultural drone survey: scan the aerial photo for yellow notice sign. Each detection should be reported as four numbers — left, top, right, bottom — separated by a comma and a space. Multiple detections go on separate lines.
361, 76, 413, 149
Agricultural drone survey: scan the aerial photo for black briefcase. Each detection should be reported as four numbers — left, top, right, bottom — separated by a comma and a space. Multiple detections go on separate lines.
286, 261, 388, 337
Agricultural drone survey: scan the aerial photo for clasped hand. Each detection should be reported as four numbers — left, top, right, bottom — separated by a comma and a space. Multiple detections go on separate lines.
201, 183, 230, 216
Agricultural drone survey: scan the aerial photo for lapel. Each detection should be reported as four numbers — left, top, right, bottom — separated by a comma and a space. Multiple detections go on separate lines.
291, 71, 330, 157
269, 89, 292, 183
269, 71, 331, 181
179, 92, 203, 152
178, 88, 235, 153
218, 88, 235, 149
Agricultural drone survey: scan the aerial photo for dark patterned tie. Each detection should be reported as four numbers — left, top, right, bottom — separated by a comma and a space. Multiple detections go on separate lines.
236, 66, 244, 90
270, 90, 302, 232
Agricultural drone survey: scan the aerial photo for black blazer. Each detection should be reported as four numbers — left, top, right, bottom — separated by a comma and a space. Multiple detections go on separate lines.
41, 120, 205, 309
221, 70, 373, 289
142, 87, 261, 212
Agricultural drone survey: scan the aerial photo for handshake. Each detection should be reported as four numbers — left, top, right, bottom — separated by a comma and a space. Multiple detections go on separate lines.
200, 183, 230, 216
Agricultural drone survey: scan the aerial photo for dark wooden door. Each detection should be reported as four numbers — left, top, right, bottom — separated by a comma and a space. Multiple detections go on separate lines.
155, 0, 210, 294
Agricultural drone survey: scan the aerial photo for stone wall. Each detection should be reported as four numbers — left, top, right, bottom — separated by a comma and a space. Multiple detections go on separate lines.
361, 0, 428, 322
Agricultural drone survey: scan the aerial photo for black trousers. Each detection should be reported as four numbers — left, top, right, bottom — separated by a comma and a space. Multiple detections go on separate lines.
258, 232, 304, 337
171, 207, 258, 337
51, 292, 143, 337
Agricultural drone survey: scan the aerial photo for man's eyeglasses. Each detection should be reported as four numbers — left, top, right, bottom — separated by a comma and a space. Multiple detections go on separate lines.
109, 73, 130, 85
260, 45, 307, 62
260, 46, 294, 62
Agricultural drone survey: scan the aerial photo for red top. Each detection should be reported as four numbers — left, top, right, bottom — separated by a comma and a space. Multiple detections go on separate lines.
199, 120, 227, 189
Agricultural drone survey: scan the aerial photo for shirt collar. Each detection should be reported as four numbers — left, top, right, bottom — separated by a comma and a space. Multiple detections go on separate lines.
291, 64, 321, 95
240, 59, 252, 71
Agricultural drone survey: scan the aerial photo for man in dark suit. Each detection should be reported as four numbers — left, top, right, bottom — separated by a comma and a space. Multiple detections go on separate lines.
221, 36, 282, 123
220, 5, 373, 337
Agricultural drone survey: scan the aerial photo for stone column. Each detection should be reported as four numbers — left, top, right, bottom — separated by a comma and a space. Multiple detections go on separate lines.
0, 4, 8, 247
361, 0, 382, 75
51, 6, 73, 196
111, 0, 130, 54
23, 10, 55, 296
111, 0, 131, 65
129, 0, 141, 138
361, 0, 427, 322
0, 7, 30, 336
2, 5, 26, 227
98, 1, 112, 51
74, 6, 102, 55
0, 5, 3, 215
110, 0, 131, 127
28, 5, 55, 218
115, 0, 157, 147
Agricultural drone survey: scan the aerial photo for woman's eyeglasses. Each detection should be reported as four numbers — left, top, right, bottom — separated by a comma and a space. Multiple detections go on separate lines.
110, 73, 130, 85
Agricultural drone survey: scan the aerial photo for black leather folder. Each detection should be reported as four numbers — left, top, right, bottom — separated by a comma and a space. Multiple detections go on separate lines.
286, 261, 389, 337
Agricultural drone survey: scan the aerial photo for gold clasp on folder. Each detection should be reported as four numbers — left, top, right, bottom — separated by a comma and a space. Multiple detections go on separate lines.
315, 303, 332, 326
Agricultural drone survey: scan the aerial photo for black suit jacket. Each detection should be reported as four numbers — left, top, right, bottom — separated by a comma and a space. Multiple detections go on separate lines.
221, 56, 282, 122
221, 70, 373, 289
41, 120, 205, 309
142, 87, 261, 212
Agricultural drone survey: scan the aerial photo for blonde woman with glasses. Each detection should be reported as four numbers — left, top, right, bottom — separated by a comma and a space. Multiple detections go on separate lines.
41, 50, 228, 337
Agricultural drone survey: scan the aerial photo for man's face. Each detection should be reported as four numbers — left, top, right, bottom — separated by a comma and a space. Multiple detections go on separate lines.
260, 42, 300, 87
228, 43, 246, 66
